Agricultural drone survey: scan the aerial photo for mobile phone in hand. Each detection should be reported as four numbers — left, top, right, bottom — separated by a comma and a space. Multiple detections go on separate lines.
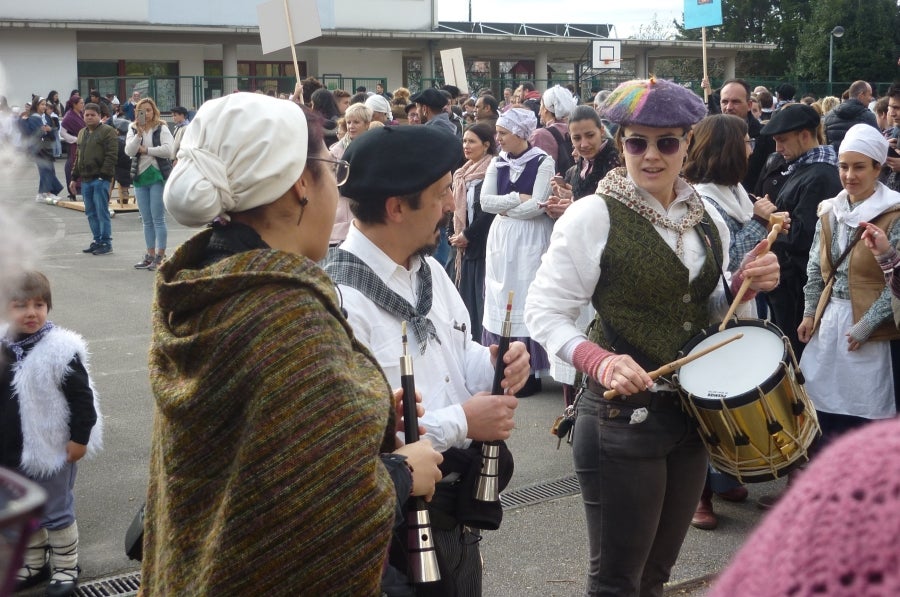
137, 111, 146, 126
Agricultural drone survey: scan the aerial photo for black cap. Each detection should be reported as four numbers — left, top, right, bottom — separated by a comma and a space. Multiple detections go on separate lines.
776, 83, 796, 101
760, 104, 820, 136
171, 106, 188, 116
341, 126, 462, 204
409, 88, 448, 109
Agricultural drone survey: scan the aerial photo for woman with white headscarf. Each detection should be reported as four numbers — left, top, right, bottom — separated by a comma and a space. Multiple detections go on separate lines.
144, 93, 441, 595
481, 107, 555, 395
530, 84, 578, 176
798, 123, 900, 449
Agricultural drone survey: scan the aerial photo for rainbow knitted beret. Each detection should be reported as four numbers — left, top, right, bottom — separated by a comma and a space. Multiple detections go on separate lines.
600, 77, 707, 129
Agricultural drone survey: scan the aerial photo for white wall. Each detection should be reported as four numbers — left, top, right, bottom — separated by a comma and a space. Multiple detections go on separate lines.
333, 0, 432, 30
3, 0, 147, 22
3, 0, 434, 30
0, 30, 78, 111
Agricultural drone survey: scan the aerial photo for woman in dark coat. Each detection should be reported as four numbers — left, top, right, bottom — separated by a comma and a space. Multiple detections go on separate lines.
450, 123, 497, 342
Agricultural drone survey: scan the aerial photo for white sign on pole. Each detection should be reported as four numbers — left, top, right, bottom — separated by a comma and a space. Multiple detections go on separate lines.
591, 40, 622, 70
258, 0, 322, 55
440, 48, 469, 95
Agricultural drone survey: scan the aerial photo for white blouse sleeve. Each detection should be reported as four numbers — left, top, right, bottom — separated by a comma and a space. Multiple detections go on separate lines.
506, 156, 555, 219
479, 158, 519, 214
525, 195, 610, 359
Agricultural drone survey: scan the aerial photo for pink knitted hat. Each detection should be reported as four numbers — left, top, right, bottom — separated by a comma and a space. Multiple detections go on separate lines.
709, 417, 900, 596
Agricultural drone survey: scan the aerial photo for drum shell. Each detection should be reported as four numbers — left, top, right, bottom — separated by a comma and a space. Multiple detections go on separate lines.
674, 319, 820, 483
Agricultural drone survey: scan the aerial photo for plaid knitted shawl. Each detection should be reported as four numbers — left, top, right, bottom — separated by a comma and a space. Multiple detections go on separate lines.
142, 229, 396, 596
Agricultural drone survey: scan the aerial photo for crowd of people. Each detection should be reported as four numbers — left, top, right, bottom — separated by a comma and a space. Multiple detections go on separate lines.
4, 73, 900, 597
2, 88, 190, 269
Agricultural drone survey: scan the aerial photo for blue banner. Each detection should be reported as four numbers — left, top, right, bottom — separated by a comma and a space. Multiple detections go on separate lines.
684, 0, 723, 29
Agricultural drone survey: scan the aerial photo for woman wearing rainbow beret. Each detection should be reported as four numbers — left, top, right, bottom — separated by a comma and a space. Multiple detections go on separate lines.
525, 78, 781, 596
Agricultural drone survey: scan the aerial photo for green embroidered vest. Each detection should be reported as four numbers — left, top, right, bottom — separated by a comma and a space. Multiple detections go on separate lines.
587, 196, 723, 368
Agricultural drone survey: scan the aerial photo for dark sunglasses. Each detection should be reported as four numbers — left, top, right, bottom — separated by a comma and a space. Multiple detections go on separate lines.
622, 135, 686, 156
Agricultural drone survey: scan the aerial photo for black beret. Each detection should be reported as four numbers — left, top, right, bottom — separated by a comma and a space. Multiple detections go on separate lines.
409, 88, 448, 109
341, 126, 463, 203
760, 104, 820, 136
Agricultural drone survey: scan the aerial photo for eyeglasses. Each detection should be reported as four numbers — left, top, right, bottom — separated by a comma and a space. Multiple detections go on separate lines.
307, 156, 350, 186
621, 135, 686, 156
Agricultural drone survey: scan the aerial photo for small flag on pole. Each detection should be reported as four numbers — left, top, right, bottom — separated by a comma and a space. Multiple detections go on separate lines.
684, 0, 723, 30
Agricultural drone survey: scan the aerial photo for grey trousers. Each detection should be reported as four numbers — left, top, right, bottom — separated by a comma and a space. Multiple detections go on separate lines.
24, 462, 77, 530
572, 390, 707, 597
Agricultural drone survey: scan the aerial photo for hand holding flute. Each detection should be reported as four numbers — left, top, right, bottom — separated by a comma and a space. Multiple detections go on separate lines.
399, 322, 442, 584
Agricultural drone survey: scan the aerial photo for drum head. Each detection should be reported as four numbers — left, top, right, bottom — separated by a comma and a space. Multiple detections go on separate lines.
678, 321, 786, 405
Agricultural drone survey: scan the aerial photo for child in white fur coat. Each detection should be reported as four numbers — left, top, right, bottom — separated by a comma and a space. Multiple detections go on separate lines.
1, 271, 102, 597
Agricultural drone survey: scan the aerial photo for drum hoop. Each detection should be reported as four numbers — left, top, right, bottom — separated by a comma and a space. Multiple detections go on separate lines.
676, 318, 790, 410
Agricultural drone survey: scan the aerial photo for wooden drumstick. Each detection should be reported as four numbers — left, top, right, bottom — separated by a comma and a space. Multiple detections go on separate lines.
602, 333, 744, 400
718, 214, 785, 332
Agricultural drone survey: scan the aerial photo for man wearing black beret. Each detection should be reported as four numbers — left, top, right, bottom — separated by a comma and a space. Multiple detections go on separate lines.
324, 126, 531, 597
410, 88, 457, 136
758, 103, 842, 362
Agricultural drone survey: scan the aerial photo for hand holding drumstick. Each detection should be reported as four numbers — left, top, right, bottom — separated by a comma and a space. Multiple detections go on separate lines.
719, 214, 783, 330
602, 333, 744, 400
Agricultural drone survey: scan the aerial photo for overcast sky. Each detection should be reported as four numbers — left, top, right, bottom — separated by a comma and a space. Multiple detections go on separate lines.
437, 0, 684, 38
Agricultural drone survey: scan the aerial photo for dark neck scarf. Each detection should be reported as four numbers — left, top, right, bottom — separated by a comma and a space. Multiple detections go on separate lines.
325, 249, 439, 354
4, 321, 54, 361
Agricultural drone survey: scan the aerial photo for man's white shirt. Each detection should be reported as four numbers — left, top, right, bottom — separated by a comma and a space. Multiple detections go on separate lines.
336, 224, 494, 452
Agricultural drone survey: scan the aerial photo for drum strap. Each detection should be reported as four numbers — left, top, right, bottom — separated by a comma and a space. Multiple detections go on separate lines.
814, 227, 862, 330
599, 318, 661, 372
697, 219, 734, 304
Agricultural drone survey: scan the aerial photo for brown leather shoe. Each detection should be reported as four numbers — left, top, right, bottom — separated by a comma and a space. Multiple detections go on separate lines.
715, 485, 749, 503
691, 496, 718, 530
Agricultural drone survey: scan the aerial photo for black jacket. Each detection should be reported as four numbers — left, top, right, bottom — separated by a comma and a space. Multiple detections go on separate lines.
0, 344, 95, 470
824, 99, 878, 152
770, 161, 843, 283
745, 114, 774, 194
460, 181, 494, 262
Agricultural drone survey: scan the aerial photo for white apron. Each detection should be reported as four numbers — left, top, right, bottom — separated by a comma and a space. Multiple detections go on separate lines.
800, 297, 896, 419
482, 214, 553, 337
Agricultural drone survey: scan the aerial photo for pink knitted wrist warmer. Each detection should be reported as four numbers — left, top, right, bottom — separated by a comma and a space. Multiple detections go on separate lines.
730, 270, 758, 303
572, 341, 615, 381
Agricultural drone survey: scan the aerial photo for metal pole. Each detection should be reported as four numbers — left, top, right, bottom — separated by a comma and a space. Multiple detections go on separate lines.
828, 34, 834, 96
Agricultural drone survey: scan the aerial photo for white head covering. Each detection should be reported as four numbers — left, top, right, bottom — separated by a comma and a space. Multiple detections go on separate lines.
365, 94, 391, 116
164, 93, 309, 227
496, 107, 537, 139
840, 123, 889, 164
542, 85, 577, 120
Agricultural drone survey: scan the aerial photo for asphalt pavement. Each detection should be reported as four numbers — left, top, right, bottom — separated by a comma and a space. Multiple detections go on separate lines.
4, 156, 785, 596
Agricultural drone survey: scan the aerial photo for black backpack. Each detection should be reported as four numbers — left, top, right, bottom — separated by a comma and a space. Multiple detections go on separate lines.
546, 126, 575, 176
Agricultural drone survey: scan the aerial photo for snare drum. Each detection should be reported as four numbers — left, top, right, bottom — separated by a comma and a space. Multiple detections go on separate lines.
673, 319, 820, 483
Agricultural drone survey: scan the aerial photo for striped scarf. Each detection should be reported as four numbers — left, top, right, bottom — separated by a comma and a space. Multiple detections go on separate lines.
3, 321, 54, 361
326, 249, 439, 353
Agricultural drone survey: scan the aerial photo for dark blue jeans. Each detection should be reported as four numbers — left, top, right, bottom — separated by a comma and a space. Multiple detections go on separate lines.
573, 390, 707, 597
82, 178, 112, 245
